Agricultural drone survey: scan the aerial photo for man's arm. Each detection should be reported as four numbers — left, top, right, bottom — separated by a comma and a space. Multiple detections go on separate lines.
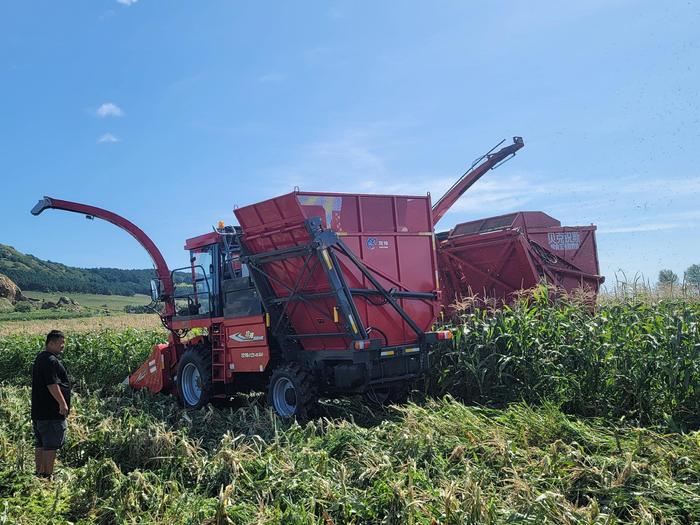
47, 384, 68, 416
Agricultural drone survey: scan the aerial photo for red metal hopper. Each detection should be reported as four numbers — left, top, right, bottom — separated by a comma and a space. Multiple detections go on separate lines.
235, 191, 441, 350
438, 211, 604, 308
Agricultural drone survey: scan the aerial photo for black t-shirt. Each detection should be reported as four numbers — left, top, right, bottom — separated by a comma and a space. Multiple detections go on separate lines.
31, 351, 71, 420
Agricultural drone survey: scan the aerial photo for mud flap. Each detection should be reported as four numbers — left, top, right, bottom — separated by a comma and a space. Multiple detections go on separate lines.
129, 343, 173, 393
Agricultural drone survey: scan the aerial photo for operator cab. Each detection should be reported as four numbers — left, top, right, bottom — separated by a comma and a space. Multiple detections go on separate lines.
168, 226, 260, 320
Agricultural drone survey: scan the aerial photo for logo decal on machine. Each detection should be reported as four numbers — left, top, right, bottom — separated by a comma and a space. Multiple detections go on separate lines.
547, 232, 581, 251
230, 331, 264, 343
366, 237, 390, 250
240, 352, 264, 358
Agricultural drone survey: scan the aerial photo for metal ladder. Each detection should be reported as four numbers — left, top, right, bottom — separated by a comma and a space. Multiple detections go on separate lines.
210, 323, 228, 382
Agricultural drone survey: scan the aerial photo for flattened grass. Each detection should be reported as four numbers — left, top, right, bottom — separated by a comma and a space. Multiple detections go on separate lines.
1, 387, 698, 524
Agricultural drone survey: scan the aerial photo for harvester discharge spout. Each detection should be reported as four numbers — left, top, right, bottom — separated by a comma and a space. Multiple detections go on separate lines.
30, 196, 175, 317
431, 136, 524, 227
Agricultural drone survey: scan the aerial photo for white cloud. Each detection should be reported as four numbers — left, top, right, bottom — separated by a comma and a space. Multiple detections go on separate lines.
430, 172, 544, 220
596, 208, 700, 234
96, 102, 124, 117
116, 0, 138, 5
258, 124, 700, 246
267, 125, 393, 193
97, 133, 120, 144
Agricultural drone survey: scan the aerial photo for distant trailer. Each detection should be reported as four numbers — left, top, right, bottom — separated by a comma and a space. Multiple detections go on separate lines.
437, 211, 604, 309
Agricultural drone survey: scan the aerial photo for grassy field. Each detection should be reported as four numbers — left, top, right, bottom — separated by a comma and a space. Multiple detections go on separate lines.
0, 293, 699, 523
0, 313, 162, 337
0, 292, 153, 324
21, 291, 151, 311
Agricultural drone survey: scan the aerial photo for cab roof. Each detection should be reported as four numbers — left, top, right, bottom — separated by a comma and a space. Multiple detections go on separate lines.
184, 231, 220, 251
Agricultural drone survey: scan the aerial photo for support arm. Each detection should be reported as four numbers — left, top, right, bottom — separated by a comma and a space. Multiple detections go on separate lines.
31, 197, 175, 316
432, 136, 524, 227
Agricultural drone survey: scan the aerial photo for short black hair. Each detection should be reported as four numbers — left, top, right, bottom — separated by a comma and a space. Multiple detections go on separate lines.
46, 330, 65, 346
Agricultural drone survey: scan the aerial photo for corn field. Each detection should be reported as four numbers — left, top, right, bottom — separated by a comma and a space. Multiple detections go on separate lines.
0, 293, 699, 524
429, 288, 700, 430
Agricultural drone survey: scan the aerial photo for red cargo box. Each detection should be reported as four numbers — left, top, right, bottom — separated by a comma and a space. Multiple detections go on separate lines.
235, 191, 440, 350
438, 211, 603, 308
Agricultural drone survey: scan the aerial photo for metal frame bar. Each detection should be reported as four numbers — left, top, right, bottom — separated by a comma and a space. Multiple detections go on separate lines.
273, 255, 328, 335
245, 256, 335, 326
307, 220, 369, 340
442, 249, 515, 292
332, 239, 424, 338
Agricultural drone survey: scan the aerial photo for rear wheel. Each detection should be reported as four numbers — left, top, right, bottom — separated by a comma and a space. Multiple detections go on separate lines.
176, 347, 212, 409
267, 364, 317, 420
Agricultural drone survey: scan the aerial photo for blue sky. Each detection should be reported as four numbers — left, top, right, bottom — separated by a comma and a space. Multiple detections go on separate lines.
2, 1, 699, 287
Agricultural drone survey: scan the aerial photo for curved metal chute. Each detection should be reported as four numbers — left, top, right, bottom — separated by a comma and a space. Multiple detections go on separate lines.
31, 196, 175, 317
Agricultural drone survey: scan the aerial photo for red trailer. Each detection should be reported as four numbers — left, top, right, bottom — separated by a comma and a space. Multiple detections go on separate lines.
432, 137, 604, 310
437, 211, 604, 308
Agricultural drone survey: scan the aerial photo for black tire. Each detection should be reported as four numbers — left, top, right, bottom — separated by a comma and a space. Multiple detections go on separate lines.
176, 347, 213, 409
267, 364, 317, 421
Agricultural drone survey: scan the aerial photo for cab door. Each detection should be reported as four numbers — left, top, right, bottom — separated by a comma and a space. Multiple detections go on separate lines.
189, 244, 219, 316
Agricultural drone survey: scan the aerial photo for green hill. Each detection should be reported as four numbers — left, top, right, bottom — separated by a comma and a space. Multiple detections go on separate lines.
0, 243, 158, 296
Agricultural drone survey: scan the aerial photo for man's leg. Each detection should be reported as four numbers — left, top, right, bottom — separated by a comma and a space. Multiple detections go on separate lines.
35, 447, 43, 474
32, 421, 44, 475
36, 420, 66, 477
42, 449, 57, 476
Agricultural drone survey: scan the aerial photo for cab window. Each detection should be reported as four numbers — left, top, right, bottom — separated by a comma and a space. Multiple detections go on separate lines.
191, 248, 213, 314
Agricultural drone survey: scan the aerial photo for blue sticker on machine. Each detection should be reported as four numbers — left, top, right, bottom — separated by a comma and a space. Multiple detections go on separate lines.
366, 237, 389, 250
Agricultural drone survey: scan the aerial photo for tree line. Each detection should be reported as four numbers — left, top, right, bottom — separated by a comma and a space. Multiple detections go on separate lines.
658, 264, 700, 290
0, 244, 188, 296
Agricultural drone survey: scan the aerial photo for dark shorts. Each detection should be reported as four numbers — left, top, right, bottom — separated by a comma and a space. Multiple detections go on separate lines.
32, 419, 67, 450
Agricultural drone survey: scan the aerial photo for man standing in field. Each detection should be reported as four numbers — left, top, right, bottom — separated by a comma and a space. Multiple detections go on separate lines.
31, 330, 70, 479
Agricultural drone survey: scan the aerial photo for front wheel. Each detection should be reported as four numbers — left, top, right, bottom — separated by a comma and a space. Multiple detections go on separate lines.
176, 348, 212, 409
267, 364, 317, 421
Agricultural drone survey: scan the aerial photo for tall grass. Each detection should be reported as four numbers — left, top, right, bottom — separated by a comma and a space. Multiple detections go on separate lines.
2, 291, 699, 428
0, 329, 164, 393
429, 286, 700, 430
601, 271, 700, 302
